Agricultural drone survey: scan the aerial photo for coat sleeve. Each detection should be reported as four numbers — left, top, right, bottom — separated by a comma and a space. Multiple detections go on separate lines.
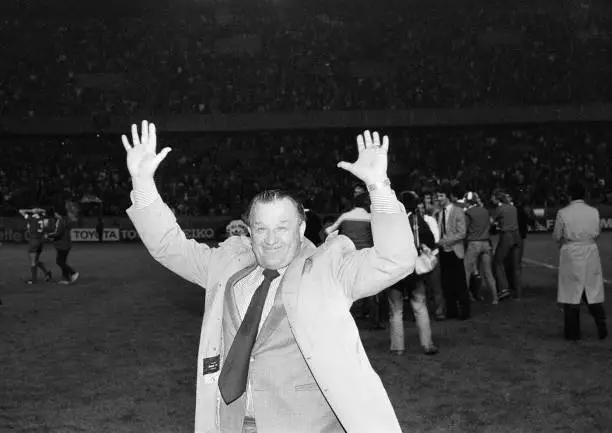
127, 197, 225, 288
335, 210, 417, 301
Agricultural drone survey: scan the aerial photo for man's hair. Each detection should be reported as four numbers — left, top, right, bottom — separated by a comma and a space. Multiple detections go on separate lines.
245, 189, 306, 227
493, 189, 511, 204
568, 182, 586, 201
434, 182, 454, 199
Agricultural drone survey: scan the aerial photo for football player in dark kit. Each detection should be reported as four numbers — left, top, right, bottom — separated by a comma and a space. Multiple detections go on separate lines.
19, 207, 52, 284
48, 206, 80, 284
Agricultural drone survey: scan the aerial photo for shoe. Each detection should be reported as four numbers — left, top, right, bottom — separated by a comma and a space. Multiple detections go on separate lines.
434, 314, 446, 321
423, 346, 439, 355
58, 280, 71, 285
598, 325, 608, 340
390, 350, 405, 356
70, 272, 80, 283
25, 280, 36, 285
498, 290, 511, 301
44, 271, 52, 282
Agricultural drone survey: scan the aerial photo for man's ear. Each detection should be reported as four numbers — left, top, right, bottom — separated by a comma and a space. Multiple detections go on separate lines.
299, 220, 306, 238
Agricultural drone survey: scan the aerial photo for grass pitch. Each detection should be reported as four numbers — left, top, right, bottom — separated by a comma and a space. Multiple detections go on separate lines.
1, 234, 611, 432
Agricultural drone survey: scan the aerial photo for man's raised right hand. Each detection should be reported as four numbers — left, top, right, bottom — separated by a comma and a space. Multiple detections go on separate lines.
122, 120, 171, 180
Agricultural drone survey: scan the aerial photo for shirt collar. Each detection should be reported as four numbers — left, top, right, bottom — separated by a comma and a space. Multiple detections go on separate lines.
256, 265, 289, 277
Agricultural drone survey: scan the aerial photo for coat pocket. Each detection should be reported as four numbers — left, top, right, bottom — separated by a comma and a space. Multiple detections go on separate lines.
295, 383, 319, 392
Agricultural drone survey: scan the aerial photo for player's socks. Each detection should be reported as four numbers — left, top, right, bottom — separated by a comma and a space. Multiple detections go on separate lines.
31, 267, 38, 283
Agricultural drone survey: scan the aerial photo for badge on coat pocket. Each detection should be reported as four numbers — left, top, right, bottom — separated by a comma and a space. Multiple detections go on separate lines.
203, 355, 220, 376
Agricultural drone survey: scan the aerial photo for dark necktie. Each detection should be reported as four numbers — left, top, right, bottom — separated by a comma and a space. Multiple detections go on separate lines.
219, 268, 280, 405
441, 208, 447, 236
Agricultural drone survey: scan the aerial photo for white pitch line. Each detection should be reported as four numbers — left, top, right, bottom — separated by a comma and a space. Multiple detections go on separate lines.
523, 257, 612, 284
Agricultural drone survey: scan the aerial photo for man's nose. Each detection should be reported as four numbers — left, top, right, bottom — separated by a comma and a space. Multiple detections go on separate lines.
264, 231, 277, 244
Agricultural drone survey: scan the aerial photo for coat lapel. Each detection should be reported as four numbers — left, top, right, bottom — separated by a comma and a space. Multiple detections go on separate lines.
223, 263, 258, 331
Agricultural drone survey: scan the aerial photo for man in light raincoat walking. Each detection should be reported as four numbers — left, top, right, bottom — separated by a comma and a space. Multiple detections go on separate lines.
553, 182, 608, 341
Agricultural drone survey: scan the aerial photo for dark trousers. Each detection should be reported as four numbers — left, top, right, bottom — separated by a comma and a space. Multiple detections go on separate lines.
495, 231, 522, 297
56, 248, 75, 280
440, 250, 471, 319
563, 294, 608, 340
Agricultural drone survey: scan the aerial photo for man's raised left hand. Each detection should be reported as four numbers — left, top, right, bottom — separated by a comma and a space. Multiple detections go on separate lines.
337, 130, 389, 186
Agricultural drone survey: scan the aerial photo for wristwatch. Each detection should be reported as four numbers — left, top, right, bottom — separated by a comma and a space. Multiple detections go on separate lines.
366, 178, 391, 192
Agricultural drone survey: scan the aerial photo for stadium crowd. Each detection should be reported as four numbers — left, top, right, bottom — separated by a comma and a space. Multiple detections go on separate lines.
1, 0, 610, 216
1, 0, 610, 118
0, 124, 610, 217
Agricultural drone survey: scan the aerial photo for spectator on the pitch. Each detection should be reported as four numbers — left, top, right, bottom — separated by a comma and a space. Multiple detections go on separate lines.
325, 187, 383, 330
435, 183, 470, 320
553, 182, 607, 341
463, 192, 498, 304
491, 190, 522, 301
387, 191, 439, 356
96, 218, 104, 243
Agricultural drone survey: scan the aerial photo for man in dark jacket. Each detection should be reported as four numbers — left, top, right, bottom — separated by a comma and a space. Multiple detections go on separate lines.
48, 206, 79, 284
302, 199, 324, 247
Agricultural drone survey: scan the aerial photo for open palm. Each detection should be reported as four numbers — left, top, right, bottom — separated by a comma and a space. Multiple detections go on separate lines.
337, 130, 389, 185
121, 120, 171, 179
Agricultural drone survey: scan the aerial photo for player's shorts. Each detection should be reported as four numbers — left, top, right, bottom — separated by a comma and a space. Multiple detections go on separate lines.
28, 239, 44, 254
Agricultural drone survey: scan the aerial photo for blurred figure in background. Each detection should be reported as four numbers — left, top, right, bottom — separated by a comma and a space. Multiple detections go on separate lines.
387, 191, 439, 356
47, 204, 79, 284
435, 183, 470, 320
303, 199, 325, 247
226, 217, 249, 238
491, 190, 522, 301
326, 186, 383, 329
463, 192, 498, 304
553, 182, 607, 341
96, 217, 104, 243
508, 192, 534, 289
19, 207, 52, 284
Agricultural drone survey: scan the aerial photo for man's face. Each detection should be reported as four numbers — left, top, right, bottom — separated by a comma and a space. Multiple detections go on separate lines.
249, 198, 306, 270
436, 193, 450, 207
424, 194, 432, 205
416, 203, 425, 215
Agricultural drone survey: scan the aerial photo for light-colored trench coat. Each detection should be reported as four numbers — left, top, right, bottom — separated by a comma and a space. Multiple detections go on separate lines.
553, 200, 604, 304
127, 196, 416, 433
